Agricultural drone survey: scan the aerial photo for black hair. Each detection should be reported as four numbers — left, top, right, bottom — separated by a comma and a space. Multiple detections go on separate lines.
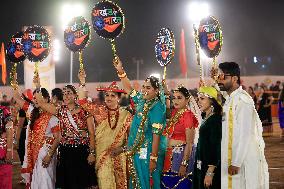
30, 88, 50, 130
201, 98, 222, 119
174, 86, 190, 99
145, 76, 159, 90
120, 96, 130, 106
64, 85, 77, 95
52, 88, 63, 101
188, 89, 198, 98
219, 62, 241, 85
117, 92, 122, 98
98, 91, 105, 102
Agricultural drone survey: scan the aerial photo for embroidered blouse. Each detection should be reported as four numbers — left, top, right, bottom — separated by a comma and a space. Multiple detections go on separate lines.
57, 105, 91, 145
168, 109, 198, 142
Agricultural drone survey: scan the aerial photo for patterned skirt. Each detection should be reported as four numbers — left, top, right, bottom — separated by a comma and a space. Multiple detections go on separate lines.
161, 144, 195, 189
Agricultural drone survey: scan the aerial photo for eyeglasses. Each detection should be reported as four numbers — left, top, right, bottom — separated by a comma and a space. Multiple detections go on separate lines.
217, 73, 233, 80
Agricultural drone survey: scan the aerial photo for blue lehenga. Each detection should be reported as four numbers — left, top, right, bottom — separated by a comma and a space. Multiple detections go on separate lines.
161, 144, 196, 189
161, 109, 198, 189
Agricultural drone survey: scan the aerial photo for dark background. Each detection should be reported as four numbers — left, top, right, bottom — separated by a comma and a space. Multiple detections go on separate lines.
0, 0, 283, 86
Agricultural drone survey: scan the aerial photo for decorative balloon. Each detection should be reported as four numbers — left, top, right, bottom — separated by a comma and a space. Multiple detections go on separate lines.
22, 25, 51, 63
91, 0, 125, 58
6, 31, 26, 89
22, 25, 51, 82
64, 16, 91, 52
7, 32, 25, 63
64, 16, 91, 72
195, 16, 223, 83
198, 16, 223, 58
154, 28, 175, 79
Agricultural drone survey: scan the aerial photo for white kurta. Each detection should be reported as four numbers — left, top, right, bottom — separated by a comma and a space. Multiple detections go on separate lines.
221, 87, 269, 189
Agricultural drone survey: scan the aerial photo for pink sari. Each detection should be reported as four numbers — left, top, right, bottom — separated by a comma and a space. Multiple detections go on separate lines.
0, 138, 12, 189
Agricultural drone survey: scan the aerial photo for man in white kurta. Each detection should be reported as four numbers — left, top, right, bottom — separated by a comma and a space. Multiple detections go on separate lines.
217, 62, 269, 189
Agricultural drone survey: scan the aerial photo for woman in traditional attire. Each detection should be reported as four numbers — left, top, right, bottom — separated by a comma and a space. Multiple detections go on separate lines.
35, 84, 97, 189
161, 86, 198, 189
113, 57, 167, 189
192, 86, 222, 189
0, 105, 13, 189
77, 70, 132, 189
11, 76, 61, 188
19, 88, 61, 189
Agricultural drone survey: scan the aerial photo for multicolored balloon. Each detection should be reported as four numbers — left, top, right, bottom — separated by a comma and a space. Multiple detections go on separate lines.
91, 0, 125, 39
154, 28, 175, 67
198, 16, 223, 58
64, 16, 91, 52
22, 25, 51, 62
6, 32, 25, 63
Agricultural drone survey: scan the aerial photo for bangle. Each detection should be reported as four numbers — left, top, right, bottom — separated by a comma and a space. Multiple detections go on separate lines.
150, 156, 158, 162
181, 159, 189, 167
150, 153, 158, 162
121, 146, 127, 153
89, 149, 95, 156
5, 125, 13, 130
165, 94, 170, 100
206, 171, 215, 177
7, 148, 12, 152
47, 151, 53, 157
117, 71, 127, 79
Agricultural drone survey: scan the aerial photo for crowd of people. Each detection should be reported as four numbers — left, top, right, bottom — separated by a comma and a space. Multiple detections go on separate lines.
246, 81, 284, 138
0, 60, 282, 189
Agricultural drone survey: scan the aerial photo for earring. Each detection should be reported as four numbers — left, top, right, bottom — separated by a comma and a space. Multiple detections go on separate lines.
211, 105, 214, 114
